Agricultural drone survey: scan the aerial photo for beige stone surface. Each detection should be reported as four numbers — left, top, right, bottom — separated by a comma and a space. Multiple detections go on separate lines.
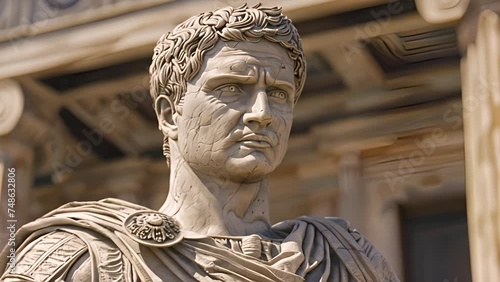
0, 0, 484, 280
461, 9, 500, 282
0, 4, 399, 281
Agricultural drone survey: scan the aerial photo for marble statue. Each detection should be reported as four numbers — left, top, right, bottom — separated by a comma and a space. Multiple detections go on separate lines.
1, 4, 399, 282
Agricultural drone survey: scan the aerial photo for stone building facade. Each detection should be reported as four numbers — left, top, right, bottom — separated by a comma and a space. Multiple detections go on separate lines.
1, 0, 499, 281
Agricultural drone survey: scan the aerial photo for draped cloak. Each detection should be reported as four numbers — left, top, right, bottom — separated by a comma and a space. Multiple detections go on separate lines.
0, 198, 399, 282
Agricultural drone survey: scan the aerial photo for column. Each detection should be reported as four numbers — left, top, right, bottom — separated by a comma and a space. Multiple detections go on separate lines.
459, 2, 500, 281
337, 152, 365, 229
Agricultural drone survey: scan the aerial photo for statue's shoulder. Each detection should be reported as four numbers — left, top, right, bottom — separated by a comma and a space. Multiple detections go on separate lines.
285, 216, 356, 233
1, 198, 149, 281
1, 230, 90, 281
297, 216, 367, 243
318, 216, 362, 238
305, 216, 400, 281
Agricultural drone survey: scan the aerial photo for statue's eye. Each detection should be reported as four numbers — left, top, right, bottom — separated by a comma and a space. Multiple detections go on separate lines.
269, 90, 288, 100
215, 84, 242, 93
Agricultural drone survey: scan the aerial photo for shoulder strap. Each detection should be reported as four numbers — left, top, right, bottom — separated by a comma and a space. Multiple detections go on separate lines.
1, 231, 87, 281
1, 199, 159, 282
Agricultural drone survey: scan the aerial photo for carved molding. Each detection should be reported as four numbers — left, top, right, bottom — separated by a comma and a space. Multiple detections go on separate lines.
368, 27, 458, 72
0, 79, 24, 136
0, 0, 175, 40
415, 0, 470, 24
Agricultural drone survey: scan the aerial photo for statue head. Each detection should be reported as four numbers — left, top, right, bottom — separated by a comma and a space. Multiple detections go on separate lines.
150, 4, 306, 182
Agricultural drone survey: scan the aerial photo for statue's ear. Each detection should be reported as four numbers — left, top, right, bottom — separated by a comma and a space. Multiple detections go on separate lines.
155, 95, 178, 140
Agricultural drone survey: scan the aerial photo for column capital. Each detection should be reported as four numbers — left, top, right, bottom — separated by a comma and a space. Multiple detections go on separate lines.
415, 0, 471, 24
458, 0, 500, 51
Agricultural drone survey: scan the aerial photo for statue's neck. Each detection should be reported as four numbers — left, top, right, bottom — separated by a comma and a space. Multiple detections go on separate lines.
158, 142, 271, 236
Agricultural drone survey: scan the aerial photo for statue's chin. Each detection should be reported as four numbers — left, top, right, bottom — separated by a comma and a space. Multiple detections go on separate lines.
187, 154, 277, 183
224, 154, 278, 183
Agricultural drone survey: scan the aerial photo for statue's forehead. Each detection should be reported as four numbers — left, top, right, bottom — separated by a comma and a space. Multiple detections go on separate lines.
204, 56, 286, 74
203, 40, 294, 72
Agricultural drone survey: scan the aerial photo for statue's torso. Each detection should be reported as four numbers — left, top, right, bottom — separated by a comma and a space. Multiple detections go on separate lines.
1, 199, 399, 282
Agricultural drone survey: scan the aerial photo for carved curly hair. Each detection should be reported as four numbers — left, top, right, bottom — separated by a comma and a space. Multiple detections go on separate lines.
149, 4, 307, 163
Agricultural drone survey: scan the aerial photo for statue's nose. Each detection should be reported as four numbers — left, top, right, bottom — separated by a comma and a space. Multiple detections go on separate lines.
243, 91, 272, 127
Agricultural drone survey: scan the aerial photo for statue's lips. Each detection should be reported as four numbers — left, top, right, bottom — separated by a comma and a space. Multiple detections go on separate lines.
237, 134, 274, 148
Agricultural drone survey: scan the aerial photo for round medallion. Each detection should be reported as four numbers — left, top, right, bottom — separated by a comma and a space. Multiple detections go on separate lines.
123, 211, 183, 247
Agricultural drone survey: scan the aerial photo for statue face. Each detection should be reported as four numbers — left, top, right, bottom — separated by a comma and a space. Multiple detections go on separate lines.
176, 40, 296, 182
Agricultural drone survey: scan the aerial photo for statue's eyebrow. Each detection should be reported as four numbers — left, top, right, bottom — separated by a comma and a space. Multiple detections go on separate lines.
201, 73, 258, 88
269, 79, 295, 94
201, 71, 295, 93
264, 66, 295, 93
